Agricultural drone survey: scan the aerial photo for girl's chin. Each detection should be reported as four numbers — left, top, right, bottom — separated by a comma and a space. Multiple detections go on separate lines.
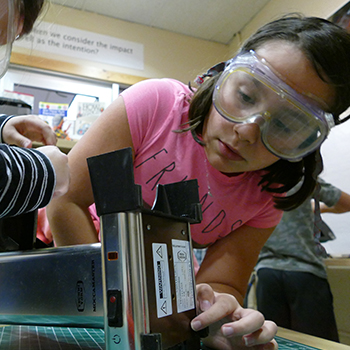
209, 158, 246, 175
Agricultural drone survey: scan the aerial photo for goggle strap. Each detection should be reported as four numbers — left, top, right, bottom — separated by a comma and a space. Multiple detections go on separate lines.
195, 62, 226, 85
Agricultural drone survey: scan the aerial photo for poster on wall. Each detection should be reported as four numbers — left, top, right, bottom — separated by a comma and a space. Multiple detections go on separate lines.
3, 90, 34, 109
39, 102, 70, 139
75, 101, 105, 137
14, 22, 144, 70
39, 102, 68, 122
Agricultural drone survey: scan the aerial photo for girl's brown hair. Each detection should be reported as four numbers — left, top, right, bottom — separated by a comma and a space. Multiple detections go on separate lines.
185, 15, 350, 210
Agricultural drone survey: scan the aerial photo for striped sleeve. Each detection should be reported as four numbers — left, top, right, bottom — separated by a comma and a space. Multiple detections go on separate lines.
0, 114, 13, 143
0, 114, 56, 218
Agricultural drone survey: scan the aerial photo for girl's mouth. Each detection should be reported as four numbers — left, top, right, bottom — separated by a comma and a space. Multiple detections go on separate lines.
218, 140, 244, 161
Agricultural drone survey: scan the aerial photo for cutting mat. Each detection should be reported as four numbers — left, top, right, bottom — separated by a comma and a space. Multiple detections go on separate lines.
0, 326, 320, 349
0, 326, 105, 349
276, 336, 319, 350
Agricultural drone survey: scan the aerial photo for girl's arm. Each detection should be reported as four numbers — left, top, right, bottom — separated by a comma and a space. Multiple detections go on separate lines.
319, 190, 350, 214
0, 114, 69, 218
47, 96, 134, 246
196, 224, 275, 304
0, 145, 61, 218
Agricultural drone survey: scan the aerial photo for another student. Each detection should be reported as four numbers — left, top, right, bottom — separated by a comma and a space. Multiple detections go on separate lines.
47, 15, 350, 349
0, 0, 70, 218
255, 179, 350, 341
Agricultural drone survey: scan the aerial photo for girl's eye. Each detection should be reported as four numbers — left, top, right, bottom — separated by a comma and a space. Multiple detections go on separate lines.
238, 90, 256, 105
271, 118, 292, 134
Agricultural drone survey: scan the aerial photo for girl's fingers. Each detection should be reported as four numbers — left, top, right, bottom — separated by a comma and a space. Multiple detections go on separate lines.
192, 285, 240, 331
221, 308, 265, 337
241, 321, 278, 347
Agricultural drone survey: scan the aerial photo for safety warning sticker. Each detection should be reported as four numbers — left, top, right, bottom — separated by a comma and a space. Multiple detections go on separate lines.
172, 239, 195, 313
152, 243, 173, 318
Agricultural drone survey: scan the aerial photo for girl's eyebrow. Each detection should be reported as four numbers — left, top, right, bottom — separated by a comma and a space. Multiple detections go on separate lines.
243, 72, 272, 93
236, 71, 266, 92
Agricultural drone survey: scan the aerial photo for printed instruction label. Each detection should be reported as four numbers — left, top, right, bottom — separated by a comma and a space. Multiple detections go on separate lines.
172, 239, 195, 313
152, 243, 173, 318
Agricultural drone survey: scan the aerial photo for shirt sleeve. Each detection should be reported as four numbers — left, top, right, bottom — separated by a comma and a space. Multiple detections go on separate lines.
0, 114, 13, 143
318, 179, 342, 208
0, 144, 56, 218
121, 79, 190, 153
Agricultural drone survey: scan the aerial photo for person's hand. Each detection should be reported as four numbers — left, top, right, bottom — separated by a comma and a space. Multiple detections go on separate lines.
191, 284, 278, 350
2, 115, 57, 147
36, 146, 70, 198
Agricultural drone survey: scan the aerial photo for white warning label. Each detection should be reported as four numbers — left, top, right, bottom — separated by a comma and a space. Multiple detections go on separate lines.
152, 243, 173, 318
172, 239, 195, 313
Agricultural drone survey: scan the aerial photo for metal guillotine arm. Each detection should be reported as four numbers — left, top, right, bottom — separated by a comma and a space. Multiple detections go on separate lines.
87, 147, 207, 350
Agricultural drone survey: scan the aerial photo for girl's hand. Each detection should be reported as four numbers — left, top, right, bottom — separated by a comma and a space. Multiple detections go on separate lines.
191, 284, 278, 350
2, 115, 57, 147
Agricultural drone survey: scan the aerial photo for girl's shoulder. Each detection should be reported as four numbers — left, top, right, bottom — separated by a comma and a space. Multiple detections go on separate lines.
122, 78, 192, 126
122, 78, 192, 102
124, 79, 193, 153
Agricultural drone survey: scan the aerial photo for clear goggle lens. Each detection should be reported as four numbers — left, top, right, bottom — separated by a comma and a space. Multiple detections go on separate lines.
213, 52, 334, 161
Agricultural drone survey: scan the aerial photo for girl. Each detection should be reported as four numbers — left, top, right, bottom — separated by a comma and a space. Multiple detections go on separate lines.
47, 15, 350, 350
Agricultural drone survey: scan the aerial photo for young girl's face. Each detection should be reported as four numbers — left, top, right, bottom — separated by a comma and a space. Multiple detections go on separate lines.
202, 41, 335, 175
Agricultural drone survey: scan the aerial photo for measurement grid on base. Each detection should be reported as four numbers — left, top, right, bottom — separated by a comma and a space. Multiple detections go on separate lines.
276, 336, 320, 350
0, 326, 322, 350
0, 326, 105, 349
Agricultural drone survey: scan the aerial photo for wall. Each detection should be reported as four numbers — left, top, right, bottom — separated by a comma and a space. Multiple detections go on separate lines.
11, 3, 230, 85
228, 0, 349, 54
325, 259, 350, 345
12, 1, 349, 84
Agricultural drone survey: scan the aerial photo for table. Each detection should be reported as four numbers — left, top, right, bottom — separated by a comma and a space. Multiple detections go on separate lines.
1, 325, 350, 349
277, 328, 350, 350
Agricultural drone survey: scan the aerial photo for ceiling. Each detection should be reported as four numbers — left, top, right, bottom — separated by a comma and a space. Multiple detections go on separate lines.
50, 0, 271, 44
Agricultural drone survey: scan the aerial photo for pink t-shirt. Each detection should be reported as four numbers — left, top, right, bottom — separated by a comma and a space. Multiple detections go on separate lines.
121, 78, 282, 246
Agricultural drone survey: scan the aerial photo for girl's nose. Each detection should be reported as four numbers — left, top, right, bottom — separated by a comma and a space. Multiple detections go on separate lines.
233, 122, 260, 144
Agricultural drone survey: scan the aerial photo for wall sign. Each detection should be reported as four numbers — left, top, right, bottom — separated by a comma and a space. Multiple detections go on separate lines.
14, 22, 144, 70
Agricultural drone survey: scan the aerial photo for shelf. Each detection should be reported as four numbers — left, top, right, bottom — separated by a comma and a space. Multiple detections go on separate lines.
32, 138, 77, 154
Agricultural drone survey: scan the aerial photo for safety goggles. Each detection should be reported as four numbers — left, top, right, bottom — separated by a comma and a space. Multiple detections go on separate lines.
0, 0, 17, 79
212, 50, 335, 161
